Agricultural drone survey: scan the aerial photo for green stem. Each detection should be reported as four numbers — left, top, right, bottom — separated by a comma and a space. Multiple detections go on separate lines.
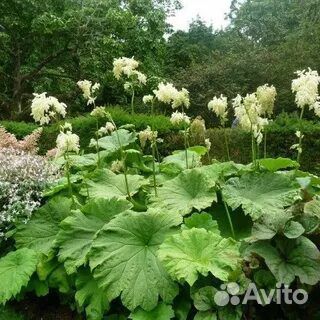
151, 141, 158, 197
155, 142, 161, 163
131, 89, 135, 114
223, 200, 235, 239
64, 153, 74, 204
223, 124, 231, 161
95, 120, 101, 167
182, 105, 189, 169
111, 118, 132, 200
184, 130, 189, 169
297, 107, 305, 163
150, 101, 158, 197
256, 139, 260, 161
263, 130, 267, 159
251, 131, 256, 167
207, 152, 211, 164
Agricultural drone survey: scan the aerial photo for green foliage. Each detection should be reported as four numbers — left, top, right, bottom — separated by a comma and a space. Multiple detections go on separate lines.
222, 172, 301, 220
158, 228, 240, 285
75, 268, 109, 320
0, 248, 38, 304
81, 169, 147, 199
0, 0, 179, 118
0, 305, 25, 320
0, 107, 177, 154
154, 168, 218, 216
129, 302, 175, 320
89, 210, 181, 311
14, 197, 72, 254
247, 236, 320, 285
2, 111, 320, 319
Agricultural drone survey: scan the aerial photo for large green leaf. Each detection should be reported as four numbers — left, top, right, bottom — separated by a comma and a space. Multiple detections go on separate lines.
192, 286, 218, 311
98, 129, 136, 152
89, 210, 182, 311
14, 197, 72, 254
182, 213, 219, 233
249, 207, 294, 241
247, 236, 320, 285
36, 256, 72, 294
75, 268, 109, 320
192, 286, 242, 320
301, 199, 320, 233
222, 172, 301, 220
0, 248, 38, 304
56, 211, 104, 274
56, 198, 131, 274
81, 197, 133, 222
81, 169, 147, 199
158, 229, 240, 285
160, 150, 201, 175
155, 168, 217, 216
258, 158, 299, 172
129, 302, 175, 320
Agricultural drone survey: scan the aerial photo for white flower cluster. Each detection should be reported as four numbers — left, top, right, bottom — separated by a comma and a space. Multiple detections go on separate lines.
31, 93, 67, 125
138, 126, 158, 148
143, 95, 154, 104
153, 83, 190, 109
256, 84, 277, 116
0, 148, 59, 236
205, 138, 211, 151
91, 106, 107, 118
110, 160, 124, 173
77, 80, 100, 105
113, 57, 147, 85
233, 93, 269, 144
292, 69, 320, 114
98, 122, 115, 136
290, 131, 304, 154
56, 123, 80, 157
170, 111, 191, 126
208, 94, 228, 123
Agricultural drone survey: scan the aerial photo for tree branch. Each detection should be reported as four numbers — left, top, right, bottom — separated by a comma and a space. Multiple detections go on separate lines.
21, 46, 72, 82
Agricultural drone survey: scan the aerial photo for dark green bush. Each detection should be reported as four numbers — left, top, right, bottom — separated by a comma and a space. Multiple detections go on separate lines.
206, 116, 320, 174
2, 109, 319, 174
0, 106, 178, 154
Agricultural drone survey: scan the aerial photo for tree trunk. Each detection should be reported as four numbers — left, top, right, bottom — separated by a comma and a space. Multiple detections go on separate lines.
12, 42, 23, 118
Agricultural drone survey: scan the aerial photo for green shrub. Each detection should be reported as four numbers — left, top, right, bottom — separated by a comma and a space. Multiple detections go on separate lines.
2, 109, 320, 174
206, 120, 320, 174
1, 106, 178, 154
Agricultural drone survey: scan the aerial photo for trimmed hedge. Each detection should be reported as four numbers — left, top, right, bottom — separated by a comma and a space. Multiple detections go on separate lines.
0, 107, 178, 154
1, 108, 320, 174
206, 115, 320, 174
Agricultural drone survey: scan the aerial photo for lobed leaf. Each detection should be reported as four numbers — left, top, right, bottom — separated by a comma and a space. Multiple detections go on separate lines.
14, 197, 72, 255
222, 172, 301, 220
155, 168, 217, 216
89, 210, 182, 311
158, 228, 240, 286
0, 248, 38, 304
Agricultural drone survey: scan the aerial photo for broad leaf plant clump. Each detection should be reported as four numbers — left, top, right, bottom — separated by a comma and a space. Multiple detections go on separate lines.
1, 59, 320, 320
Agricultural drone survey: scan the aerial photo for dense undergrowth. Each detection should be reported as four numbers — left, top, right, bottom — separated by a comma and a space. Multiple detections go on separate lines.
2, 110, 320, 174
0, 123, 320, 319
1, 60, 320, 320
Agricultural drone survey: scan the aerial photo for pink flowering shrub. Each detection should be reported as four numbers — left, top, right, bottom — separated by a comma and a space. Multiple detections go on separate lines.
0, 148, 59, 237
0, 126, 43, 154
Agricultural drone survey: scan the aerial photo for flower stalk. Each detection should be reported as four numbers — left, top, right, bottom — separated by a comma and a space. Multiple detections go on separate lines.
297, 106, 305, 163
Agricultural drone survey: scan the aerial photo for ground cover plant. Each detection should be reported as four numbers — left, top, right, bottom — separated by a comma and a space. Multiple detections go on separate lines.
0, 59, 320, 320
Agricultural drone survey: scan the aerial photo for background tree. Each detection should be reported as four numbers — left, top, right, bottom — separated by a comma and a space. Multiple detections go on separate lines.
0, 0, 180, 119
